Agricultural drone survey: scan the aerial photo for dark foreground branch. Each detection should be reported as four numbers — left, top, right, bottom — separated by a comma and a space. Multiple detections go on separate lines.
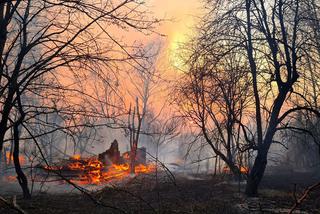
289, 181, 320, 214
0, 196, 27, 214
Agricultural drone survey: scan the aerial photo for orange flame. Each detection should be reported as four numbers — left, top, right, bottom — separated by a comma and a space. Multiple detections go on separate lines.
135, 164, 156, 173
222, 165, 249, 174
5, 152, 26, 165
122, 153, 130, 160
71, 154, 81, 160
60, 155, 156, 185
240, 166, 249, 174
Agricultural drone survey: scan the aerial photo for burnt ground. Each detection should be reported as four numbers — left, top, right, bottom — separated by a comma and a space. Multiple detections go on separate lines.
0, 172, 319, 214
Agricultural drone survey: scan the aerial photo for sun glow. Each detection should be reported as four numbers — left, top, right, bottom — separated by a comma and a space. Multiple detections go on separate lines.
169, 33, 189, 70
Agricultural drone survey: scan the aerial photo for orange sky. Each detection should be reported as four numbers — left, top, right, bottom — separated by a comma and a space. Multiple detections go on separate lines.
149, 0, 203, 65
53, 1, 204, 120
109, 0, 203, 55
115, 0, 204, 114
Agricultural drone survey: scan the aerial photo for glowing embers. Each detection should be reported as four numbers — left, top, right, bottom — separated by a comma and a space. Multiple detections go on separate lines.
44, 155, 156, 185
71, 154, 81, 160
135, 164, 156, 173
222, 165, 249, 174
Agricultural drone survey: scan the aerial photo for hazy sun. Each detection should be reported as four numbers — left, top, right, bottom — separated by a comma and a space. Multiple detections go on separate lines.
169, 33, 189, 71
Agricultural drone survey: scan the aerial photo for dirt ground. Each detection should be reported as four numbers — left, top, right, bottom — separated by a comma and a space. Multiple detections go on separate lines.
0, 172, 319, 214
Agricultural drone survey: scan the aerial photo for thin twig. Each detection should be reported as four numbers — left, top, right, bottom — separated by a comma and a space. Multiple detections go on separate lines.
289, 181, 320, 214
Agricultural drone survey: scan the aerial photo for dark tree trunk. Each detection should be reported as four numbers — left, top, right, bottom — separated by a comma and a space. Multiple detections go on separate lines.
214, 156, 217, 175
13, 124, 31, 199
245, 86, 289, 196
245, 151, 268, 196
245, 135, 274, 196
130, 144, 137, 174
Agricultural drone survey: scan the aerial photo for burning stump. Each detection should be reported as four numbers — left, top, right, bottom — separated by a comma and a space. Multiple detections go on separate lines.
98, 140, 147, 166
98, 140, 121, 165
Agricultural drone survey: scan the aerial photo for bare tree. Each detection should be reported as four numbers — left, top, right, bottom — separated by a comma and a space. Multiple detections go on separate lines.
181, 0, 320, 196
0, 0, 160, 198
123, 42, 170, 174
127, 97, 143, 174
175, 47, 252, 177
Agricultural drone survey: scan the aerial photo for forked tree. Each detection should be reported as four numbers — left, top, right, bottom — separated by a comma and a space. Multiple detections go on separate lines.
182, 0, 320, 196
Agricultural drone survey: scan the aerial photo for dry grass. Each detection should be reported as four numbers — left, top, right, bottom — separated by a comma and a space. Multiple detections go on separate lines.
0, 173, 319, 214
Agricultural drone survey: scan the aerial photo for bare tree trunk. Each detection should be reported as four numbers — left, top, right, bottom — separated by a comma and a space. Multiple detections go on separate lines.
128, 98, 143, 175
9, 137, 13, 165
0, 149, 2, 175
3, 147, 8, 168
218, 156, 221, 174
130, 145, 136, 174
13, 124, 31, 199
245, 134, 273, 196
214, 156, 217, 175
245, 151, 268, 196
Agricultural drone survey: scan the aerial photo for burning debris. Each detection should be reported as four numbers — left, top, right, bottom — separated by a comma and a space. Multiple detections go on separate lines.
42, 140, 155, 185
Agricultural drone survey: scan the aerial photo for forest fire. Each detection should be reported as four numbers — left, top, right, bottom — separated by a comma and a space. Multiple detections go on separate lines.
43, 154, 156, 185
2, 1, 320, 213
3, 141, 155, 185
